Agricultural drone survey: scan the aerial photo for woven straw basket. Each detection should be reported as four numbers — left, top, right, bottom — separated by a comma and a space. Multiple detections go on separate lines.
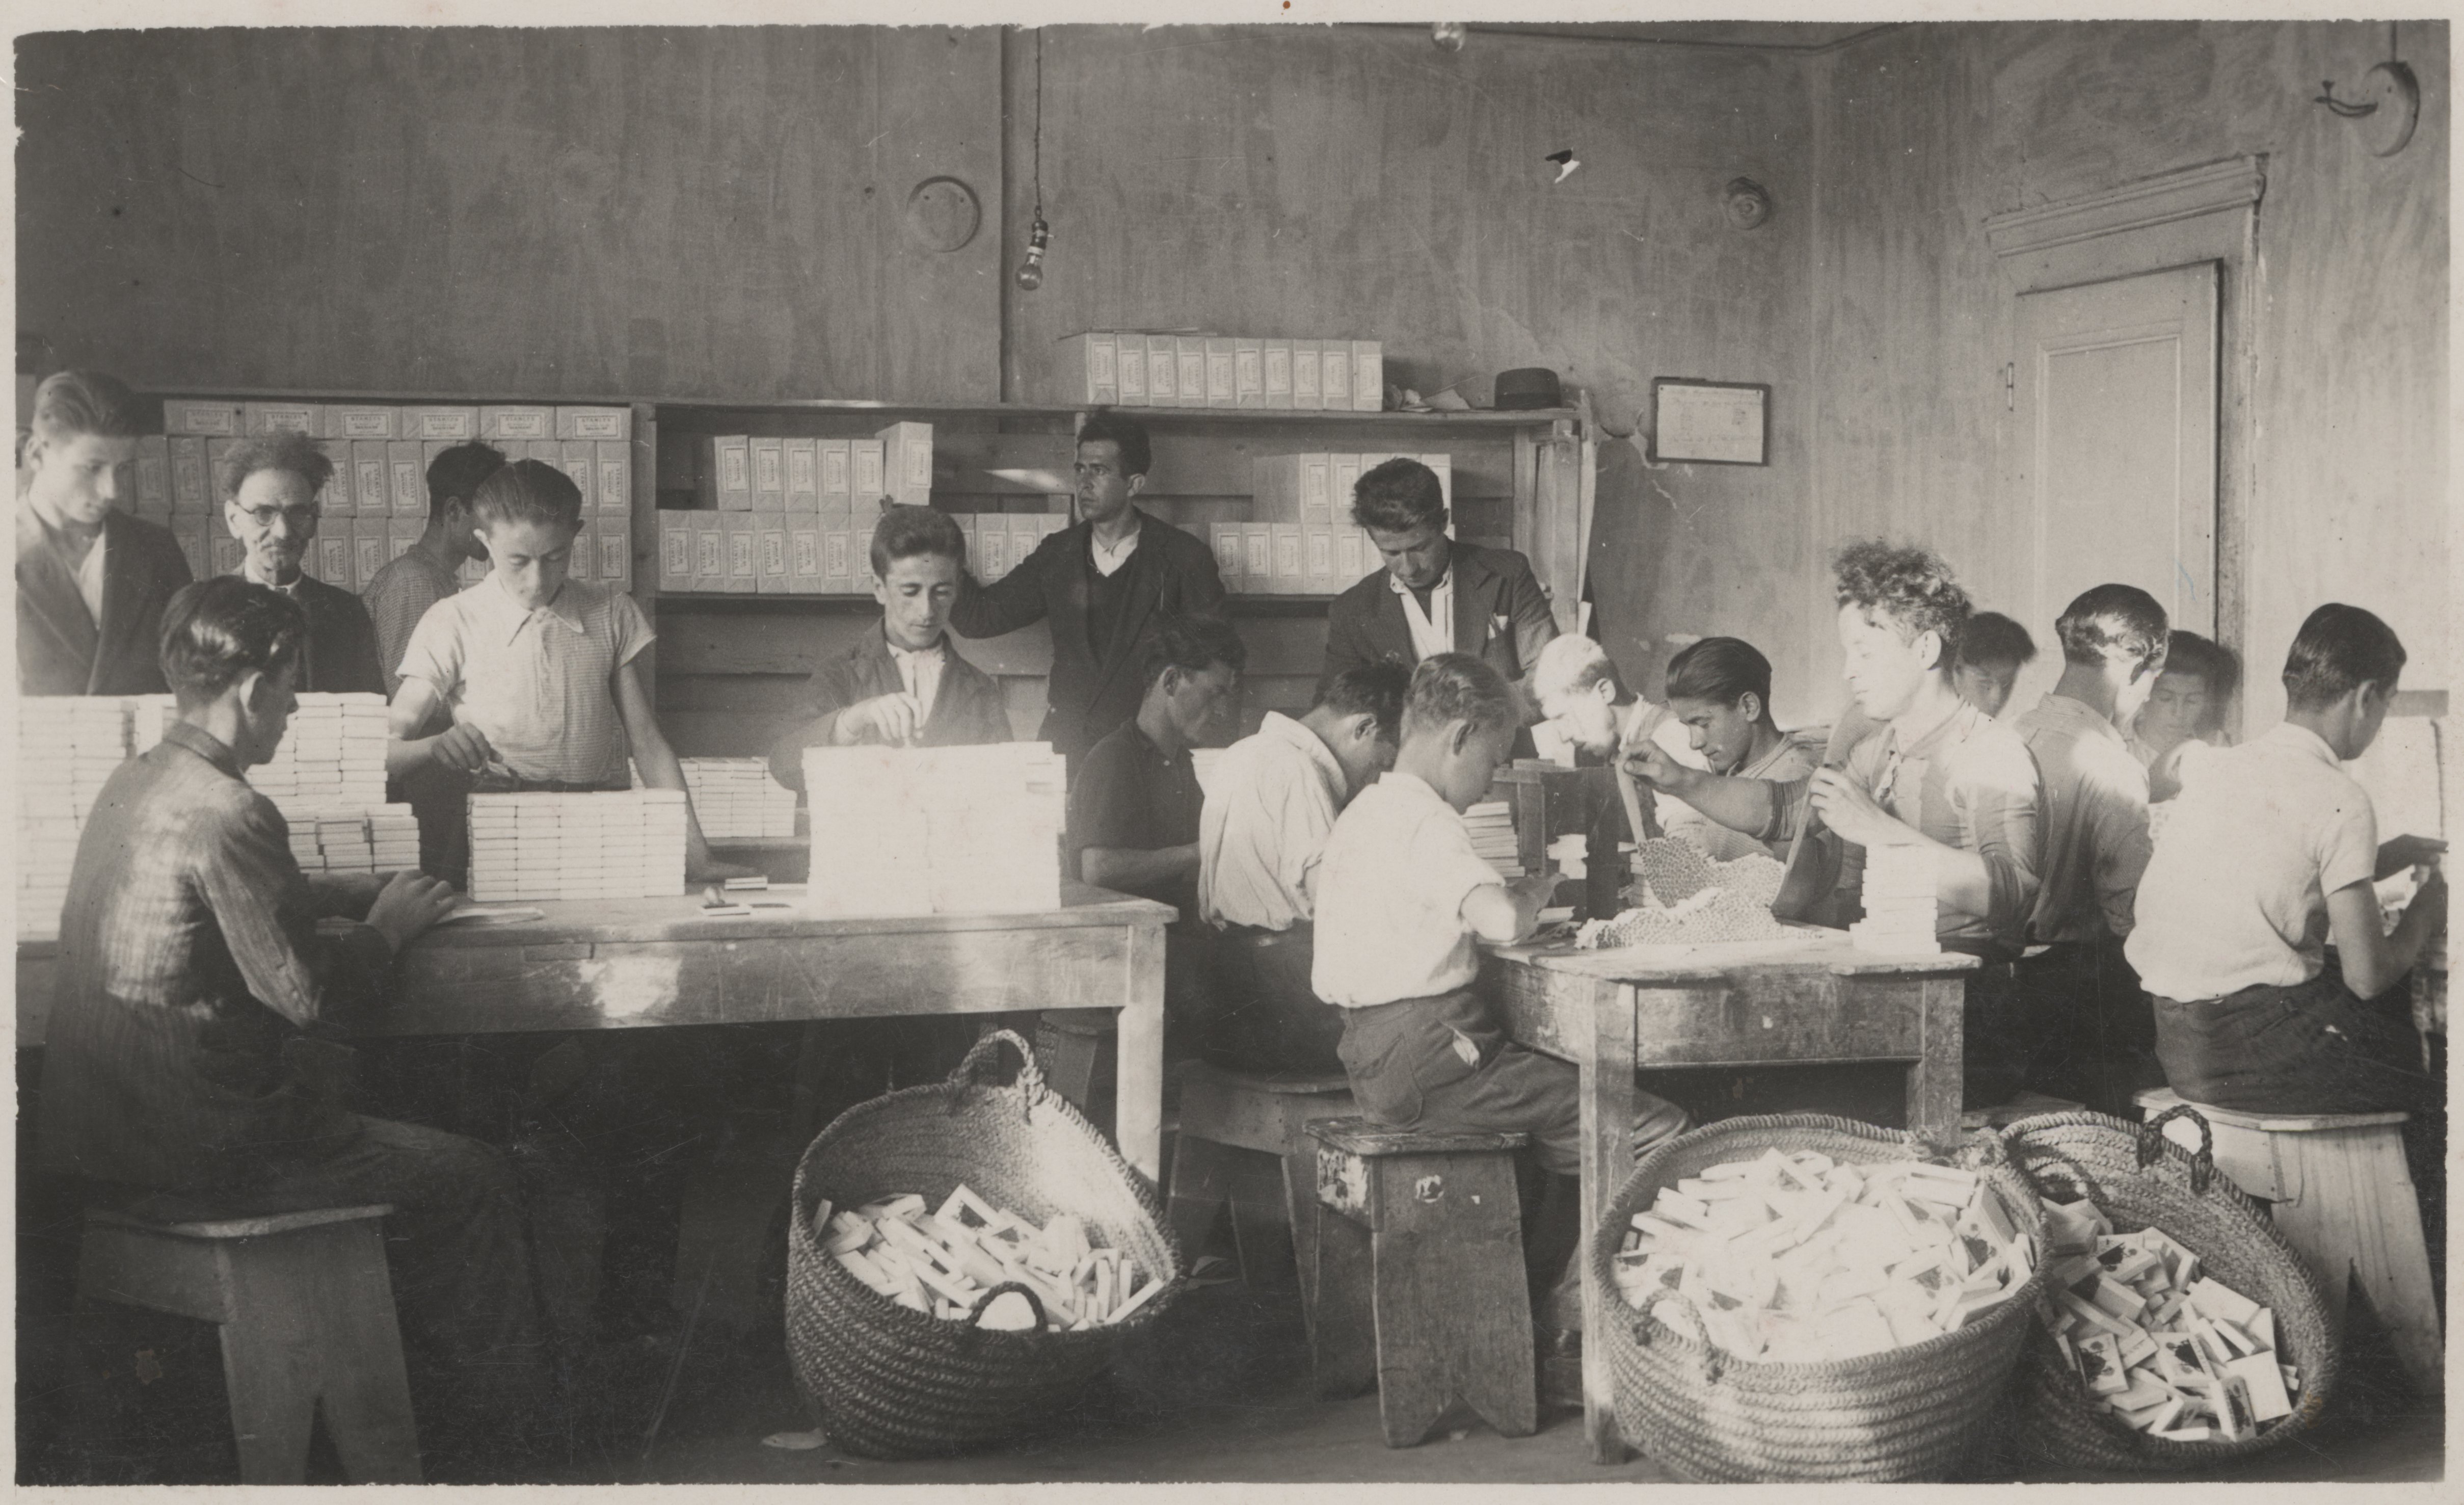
1592, 1113, 2052, 1482
1995, 1107, 2337, 1473
784, 1029, 1182, 1459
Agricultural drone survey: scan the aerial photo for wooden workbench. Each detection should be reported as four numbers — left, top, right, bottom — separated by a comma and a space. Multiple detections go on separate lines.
1482, 929, 1978, 1464
14, 881, 1175, 1183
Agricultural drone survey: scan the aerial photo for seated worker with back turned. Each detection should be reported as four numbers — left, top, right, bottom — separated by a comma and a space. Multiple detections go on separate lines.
386, 458, 746, 1350
363, 439, 503, 696
2006, 585, 2168, 1114
17, 369, 192, 696
949, 414, 1226, 771
1313, 653, 1693, 1384
1541, 633, 1822, 863
769, 505, 1011, 779
1196, 662, 1409, 1076
2128, 602, 2446, 1129
1320, 456, 1558, 708
37, 578, 549, 1476
1633, 542, 2044, 1106
1067, 613, 1247, 1064
218, 431, 387, 694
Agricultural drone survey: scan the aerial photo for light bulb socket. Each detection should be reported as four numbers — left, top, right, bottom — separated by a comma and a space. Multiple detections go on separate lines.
1014, 216, 1051, 291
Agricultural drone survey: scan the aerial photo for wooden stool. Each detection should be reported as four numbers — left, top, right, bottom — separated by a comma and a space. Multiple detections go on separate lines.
1165, 1063, 1355, 1332
1307, 1117, 1535, 1447
75, 1204, 422, 1483
2137, 1087, 2442, 1394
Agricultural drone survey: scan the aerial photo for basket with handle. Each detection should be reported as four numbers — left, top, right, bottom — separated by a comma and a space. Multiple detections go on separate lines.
1994, 1107, 2337, 1473
1591, 1112, 2051, 1482
783, 1028, 1182, 1458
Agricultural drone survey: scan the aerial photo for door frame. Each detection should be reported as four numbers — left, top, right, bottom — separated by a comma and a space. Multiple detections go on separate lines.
1986, 155, 2264, 737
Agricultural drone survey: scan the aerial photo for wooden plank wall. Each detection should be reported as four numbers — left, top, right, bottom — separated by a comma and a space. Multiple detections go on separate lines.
1808, 21, 2450, 732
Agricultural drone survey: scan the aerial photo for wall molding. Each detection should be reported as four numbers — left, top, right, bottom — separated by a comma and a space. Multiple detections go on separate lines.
1985, 156, 2266, 259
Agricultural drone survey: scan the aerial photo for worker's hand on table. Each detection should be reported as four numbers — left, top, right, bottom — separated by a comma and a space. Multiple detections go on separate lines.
1808, 767, 1901, 850
367, 869, 462, 952
688, 855, 761, 885
2376, 833, 2449, 881
838, 692, 924, 747
430, 722, 497, 774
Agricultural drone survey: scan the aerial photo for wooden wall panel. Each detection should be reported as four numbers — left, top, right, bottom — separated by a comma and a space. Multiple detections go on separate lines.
14, 28, 1000, 403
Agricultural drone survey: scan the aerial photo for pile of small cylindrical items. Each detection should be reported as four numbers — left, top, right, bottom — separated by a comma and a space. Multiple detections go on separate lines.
2038, 1196, 2300, 1442
1612, 1148, 2033, 1362
1578, 841, 1792, 948
815, 1184, 1166, 1332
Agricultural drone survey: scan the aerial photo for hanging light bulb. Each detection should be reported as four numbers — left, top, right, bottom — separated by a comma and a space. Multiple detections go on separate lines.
1432, 21, 1467, 52
1015, 216, 1050, 292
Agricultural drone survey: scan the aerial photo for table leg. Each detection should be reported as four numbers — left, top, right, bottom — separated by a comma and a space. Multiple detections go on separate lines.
1581, 979, 1639, 1465
1908, 976, 1966, 1147
1115, 921, 1167, 1187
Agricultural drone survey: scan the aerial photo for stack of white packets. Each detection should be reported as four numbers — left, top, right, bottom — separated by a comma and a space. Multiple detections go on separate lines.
1464, 800, 1524, 878
1852, 843, 1940, 955
801, 745, 1065, 916
466, 790, 688, 903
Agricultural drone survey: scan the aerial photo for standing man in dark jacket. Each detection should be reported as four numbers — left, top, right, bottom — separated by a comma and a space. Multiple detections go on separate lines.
1319, 456, 1559, 704
948, 414, 1226, 771
220, 430, 387, 695
16, 369, 194, 696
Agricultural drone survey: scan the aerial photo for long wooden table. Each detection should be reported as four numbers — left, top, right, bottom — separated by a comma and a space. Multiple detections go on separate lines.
15, 881, 1175, 1183
1483, 929, 1978, 1464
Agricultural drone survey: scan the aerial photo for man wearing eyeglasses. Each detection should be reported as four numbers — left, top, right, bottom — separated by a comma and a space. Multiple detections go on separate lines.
217, 431, 386, 695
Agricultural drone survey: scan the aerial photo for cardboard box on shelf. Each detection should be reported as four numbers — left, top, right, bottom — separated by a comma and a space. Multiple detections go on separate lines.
318, 532, 353, 588
849, 439, 886, 506
823, 530, 852, 591
244, 401, 322, 436
690, 515, 726, 594
322, 405, 397, 441
1211, 523, 1243, 590
1304, 526, 1334, 590
169, 437, 209, 513
596, 440, 630, 515
1175, 336, 1208, 410
1335, 529, 1365, 581
1301, 454, 1334, 524
1060, 333, 1119, 405
1291, 338, 1323, 410
1263, 338, 1294, 409
819, 439, 852, 510
1351, 340, 1384, 412
556, 406, 631, 441
723, 513, 758, 594
479, 406, 555, 442
1330, 455, 1362, 522
789, 524, 823, 593
1204, 336, 1237, 408
757, 517, 790, 594
353, 519, 386, 589
701, 435, 753, 511
1243, 523, 1272, 590
876, 421, 934, 506
389, 441, 427, 518
1010, 515, 1043, 574
1116, 332, 1148, 404
751, 436, 787, 511
133, 436, 170, 514
163, 399, 244, 437
599, 525, 630, 590
350, 442, 389, 523
657, 514, 692, 592
1320, 345, 1351, 418
1272, 524, 1303, 594
1144, 334, 1179, 406
400, 407, 480, 442
1234, 336, 1266, 409
784, 438, 819, 512
559, 441, 598, 510
172, 520, 207, 579
977, 519, 1010, 581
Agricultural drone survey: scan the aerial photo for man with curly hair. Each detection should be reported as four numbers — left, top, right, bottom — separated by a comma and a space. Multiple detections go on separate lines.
1631, 540, 2045, 1104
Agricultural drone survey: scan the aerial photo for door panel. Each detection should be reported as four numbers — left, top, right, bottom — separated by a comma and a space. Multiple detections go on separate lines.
2007, 263, 2218, 716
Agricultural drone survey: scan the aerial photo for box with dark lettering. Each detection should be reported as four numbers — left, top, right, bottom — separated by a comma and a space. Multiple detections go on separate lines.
323, 405, 397, 441
163, 399, 244, 437
391, 441, 428, 518
657, 514, 692, 592
1291, 338, 1323, 410
1145, 334, 1179, 406
354, 518, 386, 591
1175, 336, 1208, 410
788, 523, 822, 593
1271, 524, 1303, 595
756, 515, 790, 594
599, 525, 631, 590
480, 406, 555, 442
555, 406, 631, 442
1234, 336, 1265, 409
135, 436, 170, 516
1263, 338, 1294, 410
691, 515, 727, 594
751, 436, 787, 513
723, 513, 758, 594
700, 436, 753, 511
169, 437, 210, 512
1243, 522, 1272, 592
784, 438, 819, 513
596, 441, 630, 516
401, 407, 480, 442
1212, 523, 1243, 591
1116, 332, 1148, 404
822, 529, 852, 592
567, 517, 597, 583
1204, 336, 1236, 408
558, 441, 598, 511
244, 401, 321, 436
848, 439, 887, 507
352, 442, 391, 525
1320, 345, 1351, 418
316, 441, 355, 517
876, 421, 933, 507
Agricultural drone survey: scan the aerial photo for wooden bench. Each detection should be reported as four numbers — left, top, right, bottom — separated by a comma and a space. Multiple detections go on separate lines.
2137, 1087, 2442, 1394
75, 1204, 422, 1483
1307, 1117, 1535, 1447
1165, 1063, 1355, 1333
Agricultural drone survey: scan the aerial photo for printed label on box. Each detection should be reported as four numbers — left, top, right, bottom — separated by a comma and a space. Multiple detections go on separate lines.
790, 528, 821, 589
1117, 334, 1147, 402
1336, 531, 1364, 579
555, 406, 630, 441
595, 447, 628, 514
850, 441, 885, 499
785, 438, 817, 503
1322, 347, 1351, 413
326, 406, 397, 440
1177, 338, 1208, 409
354, 445, 389, 521
692, 520, 726, 590
403, 407, 480, 441
820, 440, 851, 499
389, 442, 426, 518
752, 437, 785, 503
245, 402, 320, 435
1264, 341, 1292, 404
1292, 340, 1321, 408
170, 437, 208, 511
1244, 524, 1273, 584
600, 530, 628, 586
480, 406, 554, 440
355, 529, 385, 589
319, 535, 352, 584
1306, 529, 1332, 583
136, 437, 169, 511
979, 524, 1009, 579
824, 531, 851, 586
318, 443, 354, 515
661, 517, 693, 585
163, 400, 242, 437
1211, 524, 1242, 585
1147, 335, 1178, 403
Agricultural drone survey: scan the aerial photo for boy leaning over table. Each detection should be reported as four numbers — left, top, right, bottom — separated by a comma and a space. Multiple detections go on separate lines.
383, 457, 749, 1360
1311, 652, 1694, 1402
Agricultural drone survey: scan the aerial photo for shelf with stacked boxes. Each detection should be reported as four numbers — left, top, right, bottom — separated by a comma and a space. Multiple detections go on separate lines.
144, 392, 646, 594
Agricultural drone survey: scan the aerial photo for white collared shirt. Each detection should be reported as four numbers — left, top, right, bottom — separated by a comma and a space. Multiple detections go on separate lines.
1311, 771, 1506, 1008
1089, 525, 1140, 578
887, 637, 946, 726
395, 573, 655, 785
1389, 568, 1454, 659
74, 528, 108, 625
1199, 711, 1350, 929
2126, 721, 2380, 1001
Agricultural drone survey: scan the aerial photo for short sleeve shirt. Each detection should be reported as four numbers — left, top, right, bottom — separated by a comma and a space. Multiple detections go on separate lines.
2126, 722, 2379, 1001
1067, 720, 1203, 914
394, 574, 653, 785
1311, 772, 1505, 1008
1198, 712, 1348, 930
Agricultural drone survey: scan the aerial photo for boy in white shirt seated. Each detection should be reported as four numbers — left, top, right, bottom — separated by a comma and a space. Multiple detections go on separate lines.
1198, 663, 1410, 1076
2127, 603, 2445, 1118
1314, 652, 1692, 1386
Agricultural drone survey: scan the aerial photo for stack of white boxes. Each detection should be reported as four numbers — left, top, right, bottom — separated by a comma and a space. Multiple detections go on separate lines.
466, 790, 688, 903
1464, 800, 1525, 879
1057, 332, 1386, 412
801, 745, 1065, 917
246, 693, 388, 823
369, 806, 420, 870
1853, 844, 1941, 955
645, 758, 797, 840
314, 814, 376, 873
1227, 453, 1452, 595
15, 698, 130, 940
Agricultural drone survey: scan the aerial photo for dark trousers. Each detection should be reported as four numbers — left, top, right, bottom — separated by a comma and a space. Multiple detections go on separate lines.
1203, 923, 1346, 1077
98, 1116, 552, 1467
2009, 937, 2160, 1116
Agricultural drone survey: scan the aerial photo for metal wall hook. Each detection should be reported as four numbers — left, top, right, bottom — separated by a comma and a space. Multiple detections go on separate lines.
2314, 79, 2378, 118
2315, 60, 2421, 155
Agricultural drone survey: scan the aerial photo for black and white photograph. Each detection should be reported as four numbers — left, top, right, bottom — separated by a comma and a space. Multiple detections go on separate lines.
7, 5, 2453, 1490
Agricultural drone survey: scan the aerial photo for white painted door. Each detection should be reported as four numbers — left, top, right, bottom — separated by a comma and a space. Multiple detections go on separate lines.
2007, 263, 2218, 712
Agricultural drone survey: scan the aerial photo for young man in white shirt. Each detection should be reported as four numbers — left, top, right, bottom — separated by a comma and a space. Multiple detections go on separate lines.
2128, 603, 2445, 1117
1314, 653, 1692, 1392
2007, 584, 2168, 1114
1198, 662, 1409, 1075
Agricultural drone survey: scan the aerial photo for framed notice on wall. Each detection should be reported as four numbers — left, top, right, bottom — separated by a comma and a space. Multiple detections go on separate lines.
1650, 378, 1769, 466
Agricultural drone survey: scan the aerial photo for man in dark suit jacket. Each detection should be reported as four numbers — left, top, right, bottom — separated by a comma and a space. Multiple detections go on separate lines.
1319, 456, 1559, 702
769, 505, 1012, 789
218, 431, 387, 695
948, 413, 1228, 770
16, 369, 195, 696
